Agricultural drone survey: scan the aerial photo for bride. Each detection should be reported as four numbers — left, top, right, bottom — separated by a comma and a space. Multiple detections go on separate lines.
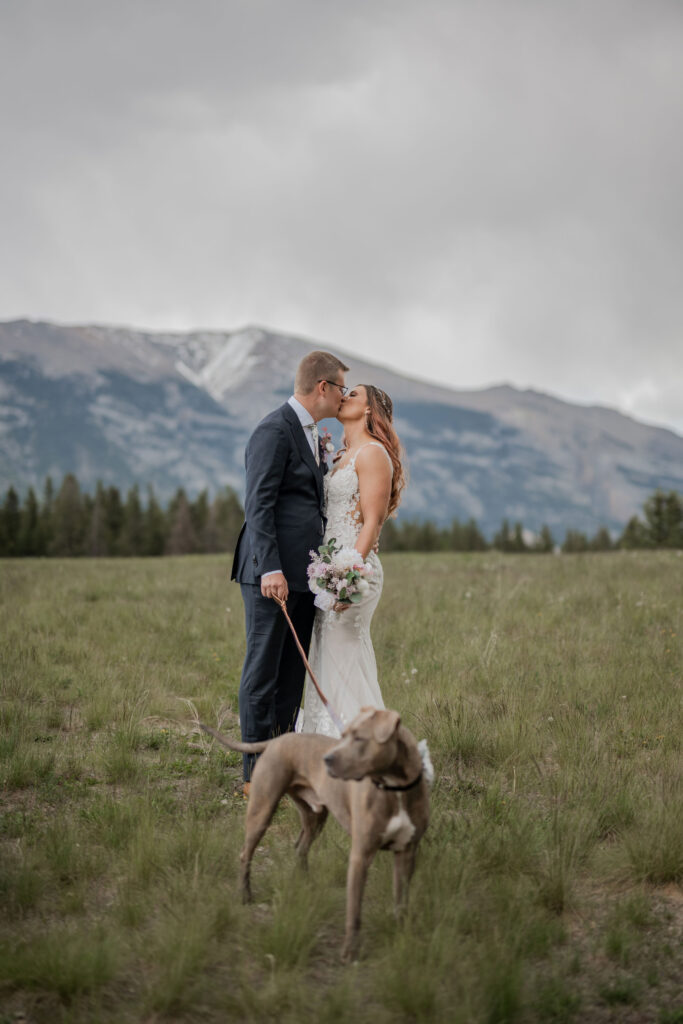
297, 384, 405, 736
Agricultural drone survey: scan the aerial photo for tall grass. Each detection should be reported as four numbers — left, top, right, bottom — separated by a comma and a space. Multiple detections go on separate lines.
0, 551, 681, 1022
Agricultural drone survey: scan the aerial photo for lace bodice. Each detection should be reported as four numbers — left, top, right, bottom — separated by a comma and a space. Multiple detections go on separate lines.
324, 442, 392, 549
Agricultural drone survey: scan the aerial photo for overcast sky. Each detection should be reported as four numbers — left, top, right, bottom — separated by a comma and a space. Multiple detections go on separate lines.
1, 0, 682, 433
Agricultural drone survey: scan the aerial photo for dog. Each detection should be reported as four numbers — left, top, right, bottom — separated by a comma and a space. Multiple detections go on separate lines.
201, 707, 431, 962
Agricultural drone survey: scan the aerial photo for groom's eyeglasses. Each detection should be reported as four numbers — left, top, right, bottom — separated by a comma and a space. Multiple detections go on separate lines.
318, 379, 349, 396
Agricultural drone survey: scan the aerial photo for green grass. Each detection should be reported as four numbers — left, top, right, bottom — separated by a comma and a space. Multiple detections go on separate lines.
0, 551, 681, 1022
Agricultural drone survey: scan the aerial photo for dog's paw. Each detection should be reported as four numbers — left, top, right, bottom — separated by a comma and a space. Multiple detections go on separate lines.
340, 940, 360, 965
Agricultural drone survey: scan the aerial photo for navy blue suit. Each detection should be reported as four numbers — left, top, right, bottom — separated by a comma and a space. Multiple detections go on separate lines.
232, 402, 326, 780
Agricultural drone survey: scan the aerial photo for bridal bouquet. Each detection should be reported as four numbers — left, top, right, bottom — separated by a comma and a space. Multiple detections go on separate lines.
307, 538, 373, 611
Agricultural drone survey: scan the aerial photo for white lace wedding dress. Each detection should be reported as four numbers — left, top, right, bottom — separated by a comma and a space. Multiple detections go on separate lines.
296, 442, 391, 737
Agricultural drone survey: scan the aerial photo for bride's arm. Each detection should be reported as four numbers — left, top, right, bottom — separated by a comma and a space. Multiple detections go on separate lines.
354, 446, 392, 560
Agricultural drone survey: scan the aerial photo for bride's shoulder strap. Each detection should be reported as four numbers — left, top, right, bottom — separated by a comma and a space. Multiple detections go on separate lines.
351, 441, 394, 474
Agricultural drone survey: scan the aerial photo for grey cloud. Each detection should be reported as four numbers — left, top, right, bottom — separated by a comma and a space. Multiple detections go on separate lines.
1, 0, 682, 431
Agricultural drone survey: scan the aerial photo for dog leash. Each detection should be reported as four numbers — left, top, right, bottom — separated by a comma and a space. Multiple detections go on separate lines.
275, 597, 434, 790
274, 596, 346, 734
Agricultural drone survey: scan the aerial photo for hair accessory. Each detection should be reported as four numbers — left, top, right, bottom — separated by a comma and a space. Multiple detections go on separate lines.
375, 388, 392, 417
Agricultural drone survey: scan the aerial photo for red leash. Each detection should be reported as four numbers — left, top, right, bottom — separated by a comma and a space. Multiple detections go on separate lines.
274, 596, 345, 733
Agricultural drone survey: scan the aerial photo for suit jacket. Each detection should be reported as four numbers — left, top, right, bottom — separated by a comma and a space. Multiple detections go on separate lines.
231, 403, 327, 592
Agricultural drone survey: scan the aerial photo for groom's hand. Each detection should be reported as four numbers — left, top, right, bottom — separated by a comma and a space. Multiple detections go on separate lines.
261, 572, 288, 602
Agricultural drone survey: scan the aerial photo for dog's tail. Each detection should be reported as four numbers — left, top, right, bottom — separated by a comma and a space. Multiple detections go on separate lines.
200, 723, 270, 754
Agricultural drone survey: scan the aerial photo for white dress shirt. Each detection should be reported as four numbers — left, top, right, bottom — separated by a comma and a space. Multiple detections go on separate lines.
287, 395, 318, 458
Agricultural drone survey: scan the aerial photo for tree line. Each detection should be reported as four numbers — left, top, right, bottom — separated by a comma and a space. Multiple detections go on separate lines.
0, 477, 680, 558
0, 476, 244, 557
380, 489, 682, 553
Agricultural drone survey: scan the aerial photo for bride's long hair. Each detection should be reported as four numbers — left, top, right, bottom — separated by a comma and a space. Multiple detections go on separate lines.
363, 385, 406, 518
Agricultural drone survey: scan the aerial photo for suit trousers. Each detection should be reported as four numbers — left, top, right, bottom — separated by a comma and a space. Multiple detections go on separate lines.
238, 584, 316, 781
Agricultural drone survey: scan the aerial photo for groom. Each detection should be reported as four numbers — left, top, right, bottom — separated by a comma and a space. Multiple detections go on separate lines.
231, 351, 349, 790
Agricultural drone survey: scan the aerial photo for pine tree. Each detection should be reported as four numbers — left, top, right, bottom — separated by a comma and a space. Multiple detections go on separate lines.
143, 487, 166, 556
534, 524, 555, 553
86, 483, 109, 557
562, 530, 589, 553
378, 517, 398, 552
166, 492, 199, 554
209, 487, 244, 553
643, 490, 669, 546
103, 486, 124, 555
190, 490, 210, 549
202, 503, 220, 553
590, 526, 613, 551
40, 477, 55, 554
493, 519, 512, 552
51, 474, 86, 556
416, 521, 441, 551
643, 490, 682, 548
464, 518, 488, 552
400, 521, 421, 551
120, 485, 144, 556
511, 522, 528, 552
18, 487, 42, 556
0, 487, 21, 556
619, 515, 649, 549
449, 519, 465, 551
619, 491, 682, 549
662, 491, 683, 548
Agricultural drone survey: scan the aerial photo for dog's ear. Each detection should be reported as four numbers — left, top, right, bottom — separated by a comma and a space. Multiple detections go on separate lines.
372, 709, 401, 744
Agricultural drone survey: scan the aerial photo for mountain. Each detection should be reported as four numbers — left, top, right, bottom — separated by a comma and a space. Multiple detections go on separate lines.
1, 318, 681, 536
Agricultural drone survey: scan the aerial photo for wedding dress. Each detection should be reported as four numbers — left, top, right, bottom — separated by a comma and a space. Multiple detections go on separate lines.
296, 442, 391, 737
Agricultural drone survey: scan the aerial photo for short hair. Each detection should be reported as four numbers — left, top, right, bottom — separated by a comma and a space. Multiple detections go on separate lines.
295, 351, 349, 394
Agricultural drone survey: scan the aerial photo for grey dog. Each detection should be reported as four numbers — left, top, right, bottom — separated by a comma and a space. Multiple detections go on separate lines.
201, 707, 430, 962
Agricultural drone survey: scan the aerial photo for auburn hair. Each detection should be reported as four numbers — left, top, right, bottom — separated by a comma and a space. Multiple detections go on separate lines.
363, 385, 406, 518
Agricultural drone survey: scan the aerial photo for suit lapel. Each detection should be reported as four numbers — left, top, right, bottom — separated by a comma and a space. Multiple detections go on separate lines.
281, 403, 324, 500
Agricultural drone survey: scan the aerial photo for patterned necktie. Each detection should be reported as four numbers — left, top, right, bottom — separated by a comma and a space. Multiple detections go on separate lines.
309, 422, 320, 465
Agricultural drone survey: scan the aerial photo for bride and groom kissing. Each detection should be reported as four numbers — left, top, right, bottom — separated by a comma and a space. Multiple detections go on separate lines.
231, 350, 405, 793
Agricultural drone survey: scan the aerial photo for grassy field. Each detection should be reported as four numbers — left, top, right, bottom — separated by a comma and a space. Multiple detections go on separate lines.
1, 551, 681, 1023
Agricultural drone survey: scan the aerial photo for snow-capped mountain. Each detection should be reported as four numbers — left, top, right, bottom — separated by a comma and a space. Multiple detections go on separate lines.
1, 318, 681, 536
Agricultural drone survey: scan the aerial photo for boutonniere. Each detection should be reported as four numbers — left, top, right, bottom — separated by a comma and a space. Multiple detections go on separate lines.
319, 428, 336, 458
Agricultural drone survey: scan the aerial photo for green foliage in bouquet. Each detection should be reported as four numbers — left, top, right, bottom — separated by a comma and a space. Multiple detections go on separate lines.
314, 538, 367, 604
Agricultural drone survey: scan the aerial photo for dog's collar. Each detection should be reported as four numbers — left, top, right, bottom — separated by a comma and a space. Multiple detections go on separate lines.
372, 771, 423, 792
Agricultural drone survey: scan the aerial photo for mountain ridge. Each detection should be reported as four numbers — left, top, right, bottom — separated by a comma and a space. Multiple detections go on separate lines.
6, 316, 681, 439
1, 318, 681, 535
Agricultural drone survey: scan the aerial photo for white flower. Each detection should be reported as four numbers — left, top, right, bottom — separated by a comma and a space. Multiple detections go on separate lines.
314, 591, 337, 611
325, 441, 335, 453
335, 547, 364, 571
357, 578, 370, 593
